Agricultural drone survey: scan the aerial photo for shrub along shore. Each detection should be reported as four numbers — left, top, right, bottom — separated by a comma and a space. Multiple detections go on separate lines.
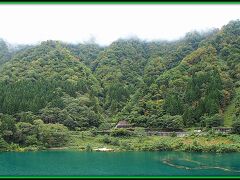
1, 128, 240, 153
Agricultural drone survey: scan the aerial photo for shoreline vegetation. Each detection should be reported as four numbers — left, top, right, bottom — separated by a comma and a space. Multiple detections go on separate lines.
1, 129, 240, 153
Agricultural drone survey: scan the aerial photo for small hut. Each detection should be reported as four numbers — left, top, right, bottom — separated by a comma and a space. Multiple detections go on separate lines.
115, 120, 132, 128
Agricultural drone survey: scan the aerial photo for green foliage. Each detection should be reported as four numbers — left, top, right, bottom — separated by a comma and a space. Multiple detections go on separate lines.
0, 113, 16, 143
134, 127, 147, 137
36, 121, 69, 148
201, 114, 224, 128
65, 43, 104, 69
154, 141, 173, 151
110, 138, 120, 146
0, 136, 9, 151
101, 135, 111, 144
90, 128, 98, 137
163, 93, 183, 115
170, 132, 177, 137
15, 111, 39, 123
110, 129, 133, 137
183, 141, 204, 152
86, 144, 92, 151
105, 82, 129, 113
15, 122, 37, 145
98, 123, 112, 131
148, 114, 184, 131
232, 118, 240, 134
0, 20, 240, 150
120, 141, 132, 151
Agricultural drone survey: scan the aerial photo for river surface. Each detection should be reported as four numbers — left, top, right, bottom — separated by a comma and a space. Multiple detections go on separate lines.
0, 151, 240, 176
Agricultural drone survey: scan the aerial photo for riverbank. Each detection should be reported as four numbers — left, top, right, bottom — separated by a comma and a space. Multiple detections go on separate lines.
64, 131, 240, 153
2, 131, 240, 153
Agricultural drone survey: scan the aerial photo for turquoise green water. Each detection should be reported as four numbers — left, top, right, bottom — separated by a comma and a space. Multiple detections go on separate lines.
0, 151, 240, 176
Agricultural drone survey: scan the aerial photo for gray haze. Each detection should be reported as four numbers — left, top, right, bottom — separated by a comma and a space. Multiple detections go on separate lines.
0, 5, 239, 45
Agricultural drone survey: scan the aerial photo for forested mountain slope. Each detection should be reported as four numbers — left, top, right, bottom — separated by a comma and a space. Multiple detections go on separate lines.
0, 20, 240, 149
119, 21, 240, 129
0, 40, 103, 130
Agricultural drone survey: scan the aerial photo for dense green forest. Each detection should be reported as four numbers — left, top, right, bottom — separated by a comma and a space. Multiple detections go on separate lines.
0, 20, 240, 150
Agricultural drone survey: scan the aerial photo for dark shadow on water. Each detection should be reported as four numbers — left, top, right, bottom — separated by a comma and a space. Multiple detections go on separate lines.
162, 158, 240, 173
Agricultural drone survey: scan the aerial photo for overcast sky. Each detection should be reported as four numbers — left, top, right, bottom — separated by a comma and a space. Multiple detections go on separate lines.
0, 4, 240, 45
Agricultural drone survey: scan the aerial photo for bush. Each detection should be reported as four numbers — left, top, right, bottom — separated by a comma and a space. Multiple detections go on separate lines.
134, 127, 147, 137
201, 114, 224, 128
206, 129, 218, 137
0, 137, 9, 151
86, 144, 92, 151
90, 128, 98, 137
228, 134, 240, 143
24, 145, 39, 151
232, 119, 240, 134
120, 141, 132, 151
8, 143, 24, 152
215, 144, 239, 153
183, 143, 203, 152
98, 123, 112, 131
37, 122, 70, 148
15, 111, 39, 123
110, 129, 133, 137
154, 141, 172, 151
110, 139, 120, 146
150, 115, 184, 131
174, 141, 184, 150
102, 135, 111, 144
0, 114, 16, 143
25, 135, 39, 146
